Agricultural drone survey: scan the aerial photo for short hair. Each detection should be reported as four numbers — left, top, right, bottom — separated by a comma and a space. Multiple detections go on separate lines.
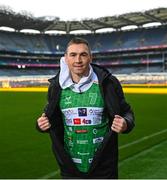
65, 37, 91, 54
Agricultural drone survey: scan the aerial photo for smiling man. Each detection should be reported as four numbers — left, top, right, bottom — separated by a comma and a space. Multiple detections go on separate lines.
65, 41, 92, 82
37, 37, 135, 179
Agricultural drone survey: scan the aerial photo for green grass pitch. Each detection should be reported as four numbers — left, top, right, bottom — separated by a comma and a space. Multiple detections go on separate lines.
0, 91, 167, 179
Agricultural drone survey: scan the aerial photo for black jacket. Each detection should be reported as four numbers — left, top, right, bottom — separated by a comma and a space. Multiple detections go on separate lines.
37, 64, 135, 179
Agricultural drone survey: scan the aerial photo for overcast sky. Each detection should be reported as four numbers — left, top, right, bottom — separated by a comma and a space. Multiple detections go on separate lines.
0, 0, 167, 20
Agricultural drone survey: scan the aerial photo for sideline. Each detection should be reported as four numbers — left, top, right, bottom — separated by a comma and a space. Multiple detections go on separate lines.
119, 139, 167, 166
119, 128, 167, 150
0, 87, 48, 92
123, 87, 167, 94
0, 87, 167, 94
39, 169, 60, 179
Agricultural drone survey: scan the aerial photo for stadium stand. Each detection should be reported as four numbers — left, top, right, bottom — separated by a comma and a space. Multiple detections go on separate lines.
0, 7, 167, 87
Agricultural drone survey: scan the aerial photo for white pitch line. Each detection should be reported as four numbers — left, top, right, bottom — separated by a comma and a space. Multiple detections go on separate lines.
119, 128, 167, 150
119, 139, 167, 166
39, 169, 60, 179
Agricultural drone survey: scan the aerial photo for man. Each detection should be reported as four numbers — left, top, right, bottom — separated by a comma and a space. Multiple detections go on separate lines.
37, 37, 135, 179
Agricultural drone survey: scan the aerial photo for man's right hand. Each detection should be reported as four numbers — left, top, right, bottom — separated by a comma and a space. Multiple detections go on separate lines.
37, 113, 51, 131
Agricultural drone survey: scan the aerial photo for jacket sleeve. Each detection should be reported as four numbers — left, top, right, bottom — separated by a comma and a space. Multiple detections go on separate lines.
112, 75, 135, 133
36, 83, 52, 133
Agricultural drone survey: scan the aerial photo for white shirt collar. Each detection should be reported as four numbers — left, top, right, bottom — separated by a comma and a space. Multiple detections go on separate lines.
59, 57, 98, 93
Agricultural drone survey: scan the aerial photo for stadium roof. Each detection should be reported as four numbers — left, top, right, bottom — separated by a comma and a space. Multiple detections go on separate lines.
0, 7, 167, 33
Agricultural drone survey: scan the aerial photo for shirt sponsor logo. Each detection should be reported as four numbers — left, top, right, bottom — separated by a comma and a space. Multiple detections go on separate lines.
66, 131, 72, 136
92, 117, 101, 125
93, 137, 104, 144
75, 129, 88, 133
65, 96, 72, 105
68, 127, 73, 131
68, 140, 73, 147
67, 136, 72, 140
72, 158, 82, 164
66, 119, 73, 125
88, 158, 93, 163
93, 128, 97, 134
62, 109, 77, 116
82, 119, 91, 124
88, 108, 103, 116
73, 118, 81, 124
76, 140, 88, 144
78, 108, 87, 116
67, 137, 73, 147
77, 152, 90, 156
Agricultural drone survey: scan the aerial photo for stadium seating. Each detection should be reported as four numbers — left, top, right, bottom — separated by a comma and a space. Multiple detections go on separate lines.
1, 25, 167, 53
0, 25, 167, 78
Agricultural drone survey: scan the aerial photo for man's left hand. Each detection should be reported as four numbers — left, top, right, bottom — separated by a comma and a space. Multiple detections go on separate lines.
111, 115, 127, 133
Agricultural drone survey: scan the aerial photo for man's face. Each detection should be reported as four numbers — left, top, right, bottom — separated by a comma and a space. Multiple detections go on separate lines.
65, 43, 92, 77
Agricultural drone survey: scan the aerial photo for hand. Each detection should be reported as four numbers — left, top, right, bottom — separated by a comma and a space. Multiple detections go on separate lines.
37, 113, 51, 131
111, 115, 127, 133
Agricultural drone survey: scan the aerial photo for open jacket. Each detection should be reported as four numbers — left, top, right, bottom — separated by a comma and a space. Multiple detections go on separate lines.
37, 64, 135, 179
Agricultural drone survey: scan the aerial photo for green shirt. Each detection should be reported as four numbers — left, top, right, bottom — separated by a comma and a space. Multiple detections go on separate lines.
59, 82, 109, 172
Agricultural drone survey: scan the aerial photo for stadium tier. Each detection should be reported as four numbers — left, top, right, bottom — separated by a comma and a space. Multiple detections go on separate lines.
0, 8, 167, 87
